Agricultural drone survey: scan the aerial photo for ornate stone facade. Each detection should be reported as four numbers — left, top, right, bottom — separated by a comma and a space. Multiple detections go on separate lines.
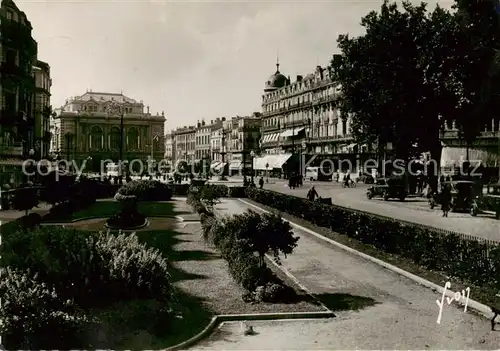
50, 91, 165, 172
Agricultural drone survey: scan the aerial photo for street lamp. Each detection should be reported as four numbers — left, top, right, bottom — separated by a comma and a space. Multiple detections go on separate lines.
27, 148, 35, 183
250, 150, 255, 184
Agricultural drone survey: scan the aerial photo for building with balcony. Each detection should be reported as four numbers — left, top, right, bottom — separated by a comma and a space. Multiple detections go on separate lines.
221, 114, 261, 175
173, 125, 196, 165
50, 91, 165, 173
195, 119, 211, 161
258, 62, 363, 177
440, 119, 500, 179
33, 60, 52, 159
164, 132, 174, 161
209, 118, 224, 162
0, 0, 38, 185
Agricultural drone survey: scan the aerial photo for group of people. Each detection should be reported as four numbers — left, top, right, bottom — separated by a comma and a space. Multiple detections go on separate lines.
288, 173, 303, 189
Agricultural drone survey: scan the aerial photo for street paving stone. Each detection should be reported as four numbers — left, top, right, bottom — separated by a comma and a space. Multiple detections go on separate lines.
193, 199, 500, 350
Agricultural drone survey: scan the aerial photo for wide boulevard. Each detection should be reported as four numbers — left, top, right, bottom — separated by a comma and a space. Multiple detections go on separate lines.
213, 177, 500, 242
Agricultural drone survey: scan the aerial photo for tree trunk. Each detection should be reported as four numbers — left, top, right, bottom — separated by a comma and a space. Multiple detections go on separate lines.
428, 142, 443, 193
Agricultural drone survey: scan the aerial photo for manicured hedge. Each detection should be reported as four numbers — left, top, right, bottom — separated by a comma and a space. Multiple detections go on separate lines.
228, 186, 246, 198
246, 188, 500, 291
187, 193, 298, 303
118, 180, 173, 201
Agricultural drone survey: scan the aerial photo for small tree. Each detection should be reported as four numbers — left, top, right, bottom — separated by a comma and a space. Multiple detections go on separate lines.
236, 211, 299, 267
12, 186, 39, 216
199, 185, 225, 210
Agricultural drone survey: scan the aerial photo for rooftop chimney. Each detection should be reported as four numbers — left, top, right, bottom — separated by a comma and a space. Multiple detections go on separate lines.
147, 106, 150, 114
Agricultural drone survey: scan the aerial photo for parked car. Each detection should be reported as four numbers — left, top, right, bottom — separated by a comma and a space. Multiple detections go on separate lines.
429, 180, 482, 216
367, 177, 407, 201
358, 172, 374, 184
480, 183, 500, 219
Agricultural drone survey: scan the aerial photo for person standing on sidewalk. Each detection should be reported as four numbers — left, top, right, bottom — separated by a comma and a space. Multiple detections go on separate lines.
259, 177, 264, 189
441, 184, 451, 217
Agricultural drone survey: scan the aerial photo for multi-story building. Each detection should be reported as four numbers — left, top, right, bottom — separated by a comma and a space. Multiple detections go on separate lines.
33, 60, 52, 159
223, 114, 261, 175
164, 132, 174, 162
210, 118, 224, 170
195, 120, 211, 161
258, 62, 362, 177
0, 0, 38, 185
50, 91, 165, 173
440, 119, 500, 179
173, 125, 196, 164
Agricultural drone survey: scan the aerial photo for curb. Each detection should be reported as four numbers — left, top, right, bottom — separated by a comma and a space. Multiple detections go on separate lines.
211, 207, 333, 314
238, 198, 496, 321
163, 311, 335, 351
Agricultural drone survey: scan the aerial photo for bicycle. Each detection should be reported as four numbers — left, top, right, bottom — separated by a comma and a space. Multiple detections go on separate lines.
341, 179, 356, 188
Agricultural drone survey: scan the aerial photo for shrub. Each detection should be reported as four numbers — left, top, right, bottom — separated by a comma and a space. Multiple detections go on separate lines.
187, 196, 297, 297
0, 267, 89, 350
96, 232, 174, 304
1, 225, 174, 308
228, 186, 246, 198
199, 184, 227, 209
246, 188, 500, 291
11, 186, 39, 215
118, 180, 173, 201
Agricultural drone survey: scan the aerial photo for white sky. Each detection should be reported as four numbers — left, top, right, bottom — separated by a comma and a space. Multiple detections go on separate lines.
17, 0, 451, 130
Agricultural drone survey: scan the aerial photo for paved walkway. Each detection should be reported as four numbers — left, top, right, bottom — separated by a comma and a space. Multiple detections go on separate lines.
263, 183, 500, 242
194, 199, 500, 349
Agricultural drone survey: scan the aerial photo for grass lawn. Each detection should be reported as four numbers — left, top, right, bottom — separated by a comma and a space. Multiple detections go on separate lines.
82, 227, 215, 349
71, 202, 174, 220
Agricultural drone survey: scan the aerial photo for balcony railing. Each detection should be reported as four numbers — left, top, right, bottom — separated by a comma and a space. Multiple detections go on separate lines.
0, 142, 23, 157
440, 129, 500, 139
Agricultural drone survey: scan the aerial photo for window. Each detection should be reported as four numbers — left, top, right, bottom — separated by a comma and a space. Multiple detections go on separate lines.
127, 127, 139, 150
89, 126, 103, 150
109, 127, 120, 150
6, 10, 13, 20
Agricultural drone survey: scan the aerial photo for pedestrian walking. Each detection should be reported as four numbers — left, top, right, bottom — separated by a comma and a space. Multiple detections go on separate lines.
441, 184, 452, 217
307, 185, 319, 201
259, 177, 264, 189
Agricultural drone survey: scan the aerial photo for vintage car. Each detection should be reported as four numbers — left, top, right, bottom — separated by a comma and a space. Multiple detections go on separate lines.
429, 180, 483, 216
366, 177, 407, 201
480, 183, 500, 219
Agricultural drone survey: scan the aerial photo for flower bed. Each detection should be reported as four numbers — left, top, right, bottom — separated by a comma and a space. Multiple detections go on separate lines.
245, 188, 500, 292
187, 193, 300, 303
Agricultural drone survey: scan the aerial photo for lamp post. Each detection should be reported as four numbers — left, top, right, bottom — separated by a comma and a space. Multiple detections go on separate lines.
250, 150, 255, 184
27, 148, 35, 183
220, 129, 228, 180
105, 102, 125, 181
86, 155, 92, 174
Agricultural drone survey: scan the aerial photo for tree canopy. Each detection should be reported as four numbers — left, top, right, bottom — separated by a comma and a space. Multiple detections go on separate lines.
331, 0, 500, 168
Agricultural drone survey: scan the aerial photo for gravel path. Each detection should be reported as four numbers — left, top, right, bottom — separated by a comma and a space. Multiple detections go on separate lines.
263, 182, 500, 241
194, 199, 500, 350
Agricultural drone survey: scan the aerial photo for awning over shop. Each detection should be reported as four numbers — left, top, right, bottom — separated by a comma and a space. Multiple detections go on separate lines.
253, 154, 292, 170
253, 156, 269, 170
280, 129, 296, 138
269, 153, 292, 169
229, 160, 242, 169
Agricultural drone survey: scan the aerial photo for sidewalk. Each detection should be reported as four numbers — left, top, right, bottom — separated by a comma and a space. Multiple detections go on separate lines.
202, 199, 499, 349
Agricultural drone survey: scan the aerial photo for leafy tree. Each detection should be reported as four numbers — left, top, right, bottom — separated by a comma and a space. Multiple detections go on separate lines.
233, 211, 299, 267
450, 0, 500, 167
11, 186, 39, 215
331, 0, 500, 189
331, 1, 431, 176
199, 185, 226, 210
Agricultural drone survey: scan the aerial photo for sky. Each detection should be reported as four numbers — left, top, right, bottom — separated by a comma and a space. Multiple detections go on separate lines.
17, 0, 452, 131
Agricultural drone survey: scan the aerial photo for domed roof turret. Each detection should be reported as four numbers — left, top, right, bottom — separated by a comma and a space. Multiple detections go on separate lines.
264, 63, 288, 92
